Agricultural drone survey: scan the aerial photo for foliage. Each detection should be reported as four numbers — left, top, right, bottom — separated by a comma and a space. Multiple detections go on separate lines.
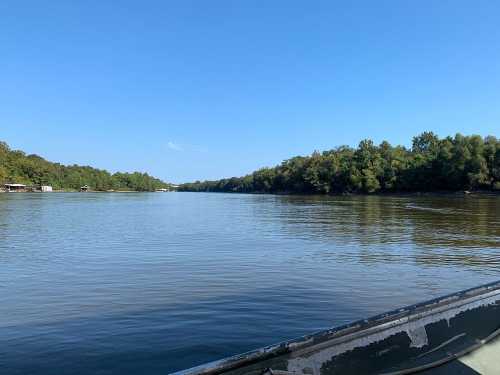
0, 141, 169, 191
179, 133, 500, 194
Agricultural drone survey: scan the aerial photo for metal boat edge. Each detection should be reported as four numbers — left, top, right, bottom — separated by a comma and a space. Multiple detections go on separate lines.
172, 279, 500, 375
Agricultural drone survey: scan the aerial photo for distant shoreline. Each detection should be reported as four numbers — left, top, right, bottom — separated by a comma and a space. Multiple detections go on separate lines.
178, 189, 500, 197
178, 133, 500, 195
2, 189, 498, 197
0, 190, 174, 193
1, 140, 171, 192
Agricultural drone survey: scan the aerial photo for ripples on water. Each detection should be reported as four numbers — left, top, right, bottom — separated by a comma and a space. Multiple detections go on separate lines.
0, 192, 499, 374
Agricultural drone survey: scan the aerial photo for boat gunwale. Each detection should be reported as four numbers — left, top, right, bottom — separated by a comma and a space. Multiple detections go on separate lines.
172, 279, 500, 375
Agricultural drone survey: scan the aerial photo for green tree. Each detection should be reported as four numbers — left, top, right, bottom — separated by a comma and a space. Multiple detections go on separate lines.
178, 132, 500, 195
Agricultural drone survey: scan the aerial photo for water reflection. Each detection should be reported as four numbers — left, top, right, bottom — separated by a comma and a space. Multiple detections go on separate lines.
253, 195, 500, 271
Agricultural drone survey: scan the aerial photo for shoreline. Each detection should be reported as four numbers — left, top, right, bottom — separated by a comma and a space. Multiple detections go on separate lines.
2, 189, 498, 197
0, 190, 172, 193
177, 189, 500, 197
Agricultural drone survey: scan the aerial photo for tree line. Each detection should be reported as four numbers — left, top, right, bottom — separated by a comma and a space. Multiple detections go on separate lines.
179, 132, 500, 194
0, 141, 170, 191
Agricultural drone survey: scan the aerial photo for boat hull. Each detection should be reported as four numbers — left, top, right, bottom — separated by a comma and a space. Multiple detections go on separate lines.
173, 281, 500, 375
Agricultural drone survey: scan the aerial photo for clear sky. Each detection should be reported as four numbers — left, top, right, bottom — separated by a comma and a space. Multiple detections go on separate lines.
1, 1, 499, 183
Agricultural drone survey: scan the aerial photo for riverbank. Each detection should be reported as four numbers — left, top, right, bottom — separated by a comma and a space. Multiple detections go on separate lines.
3, 189, 496, 196
0, 189, 173, 193
179, 189, 500, 197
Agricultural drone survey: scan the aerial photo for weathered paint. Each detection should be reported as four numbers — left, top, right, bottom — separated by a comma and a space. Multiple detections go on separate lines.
173, 280, 500, 375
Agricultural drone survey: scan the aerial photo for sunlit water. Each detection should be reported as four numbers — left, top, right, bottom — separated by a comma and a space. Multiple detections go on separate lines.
1, 192, 499, 374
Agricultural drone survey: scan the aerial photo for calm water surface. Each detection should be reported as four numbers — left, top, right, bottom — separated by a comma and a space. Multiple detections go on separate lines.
1, 192, 499, 374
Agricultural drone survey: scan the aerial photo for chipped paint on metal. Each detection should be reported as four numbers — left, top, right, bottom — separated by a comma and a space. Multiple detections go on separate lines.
172, 281, 500, 375
286, 290, 500, 374
407, 326, 428, 348
418, 333, 466, 358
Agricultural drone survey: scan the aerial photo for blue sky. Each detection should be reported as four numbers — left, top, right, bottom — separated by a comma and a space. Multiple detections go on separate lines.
1, 1, 499, 183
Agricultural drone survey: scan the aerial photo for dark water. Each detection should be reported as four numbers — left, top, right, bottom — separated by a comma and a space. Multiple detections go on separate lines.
1, 192, 499, 374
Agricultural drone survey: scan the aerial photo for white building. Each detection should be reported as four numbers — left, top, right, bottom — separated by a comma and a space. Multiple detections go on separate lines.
4, 183, 26, 192
41, 185, 53, 192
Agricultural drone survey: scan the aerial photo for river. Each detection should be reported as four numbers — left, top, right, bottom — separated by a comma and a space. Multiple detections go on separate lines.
1, 192, 499, 374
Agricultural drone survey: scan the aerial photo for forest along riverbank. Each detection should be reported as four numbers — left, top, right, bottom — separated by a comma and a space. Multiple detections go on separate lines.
0, 140, 172, 192
179, 132, 500, 195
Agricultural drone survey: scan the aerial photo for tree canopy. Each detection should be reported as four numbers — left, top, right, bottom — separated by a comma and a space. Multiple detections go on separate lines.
0, 141, 170, 191
179, 133, 500, 194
